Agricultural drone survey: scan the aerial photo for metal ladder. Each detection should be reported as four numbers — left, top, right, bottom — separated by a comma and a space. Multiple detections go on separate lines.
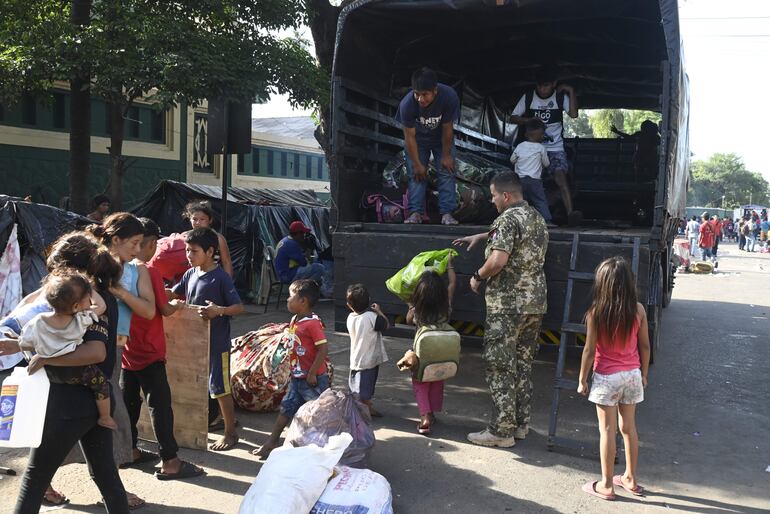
547, 233, 641, 451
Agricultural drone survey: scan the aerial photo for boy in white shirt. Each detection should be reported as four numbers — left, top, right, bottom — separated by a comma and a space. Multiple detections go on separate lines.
346, 284, 389, 417
510, 118, 553, 225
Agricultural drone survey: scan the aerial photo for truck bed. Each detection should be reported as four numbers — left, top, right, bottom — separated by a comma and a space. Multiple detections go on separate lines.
332, 223, 651, 334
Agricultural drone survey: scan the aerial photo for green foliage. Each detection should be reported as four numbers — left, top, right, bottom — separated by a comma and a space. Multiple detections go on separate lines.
0, 0, 325, 110
563, 111, 593, 138
688, 153, 769, 208
586, 109, 661, 138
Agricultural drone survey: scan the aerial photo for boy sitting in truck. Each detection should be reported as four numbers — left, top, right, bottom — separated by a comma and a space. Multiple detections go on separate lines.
510, 118, 554, 226
510, 66, 578, 223
396, 67, 460, 226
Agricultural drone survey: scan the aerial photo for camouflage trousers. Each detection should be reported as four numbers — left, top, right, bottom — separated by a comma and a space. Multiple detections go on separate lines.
483, 312, 543, 438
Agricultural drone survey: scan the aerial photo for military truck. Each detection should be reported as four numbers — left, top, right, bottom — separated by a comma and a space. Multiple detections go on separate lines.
328, 0, 689, 364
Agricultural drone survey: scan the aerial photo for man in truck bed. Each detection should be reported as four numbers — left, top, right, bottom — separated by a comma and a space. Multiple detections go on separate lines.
510, 66, 578, 223
395, 67, 460, 226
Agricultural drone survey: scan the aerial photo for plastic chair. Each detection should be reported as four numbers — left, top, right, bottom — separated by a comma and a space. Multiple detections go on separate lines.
262, 245, 290, 313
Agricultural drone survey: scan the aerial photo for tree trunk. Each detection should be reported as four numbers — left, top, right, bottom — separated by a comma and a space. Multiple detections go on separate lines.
106, 102, 127, 210
306, 0, 343, 156
68, 0, 92, 214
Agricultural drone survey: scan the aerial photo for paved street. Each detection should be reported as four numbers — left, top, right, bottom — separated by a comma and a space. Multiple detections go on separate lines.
1, 241, 769, 513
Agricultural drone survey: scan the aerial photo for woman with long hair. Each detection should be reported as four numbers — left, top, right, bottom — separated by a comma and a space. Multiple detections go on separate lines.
87, 213, 158, 508
0, 232, 130, 513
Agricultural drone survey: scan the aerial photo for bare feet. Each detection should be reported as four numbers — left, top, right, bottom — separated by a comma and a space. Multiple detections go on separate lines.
98, 416, 118, 430
126, 491, 146, 509
209, 432, 238, 451
252, 440, 279, 459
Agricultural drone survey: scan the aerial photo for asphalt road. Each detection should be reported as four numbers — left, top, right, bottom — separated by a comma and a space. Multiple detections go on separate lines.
1, 240, 768, 513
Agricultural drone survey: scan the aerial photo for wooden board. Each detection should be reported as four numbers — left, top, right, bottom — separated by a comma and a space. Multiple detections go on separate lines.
137, 305, 210, 450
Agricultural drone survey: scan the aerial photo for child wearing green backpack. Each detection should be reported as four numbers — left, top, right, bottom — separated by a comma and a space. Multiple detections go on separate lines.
398, 268, 460, 435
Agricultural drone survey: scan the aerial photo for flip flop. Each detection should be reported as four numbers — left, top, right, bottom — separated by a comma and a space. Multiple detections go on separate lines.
582, 481, 616, 501
417, 422, 431, 435
42, 490, 70, 506
120, 448, 159, 469
613, 475, 645, 496
155, 461, 206, 481
98, 495, 146, 511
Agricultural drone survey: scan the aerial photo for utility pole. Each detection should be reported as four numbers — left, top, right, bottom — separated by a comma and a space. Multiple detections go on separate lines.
68, 0, 92, 214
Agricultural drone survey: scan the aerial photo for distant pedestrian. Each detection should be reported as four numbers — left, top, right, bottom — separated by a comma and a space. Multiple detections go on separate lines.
746, 217, 757, 252
578, 257, 651, 501
760, 215, 770, 251
711, 215, 721, 259
739, 218, 747, 250
86, 195, 111, 222
698, 212, 717, 266
685, 216, 699, 257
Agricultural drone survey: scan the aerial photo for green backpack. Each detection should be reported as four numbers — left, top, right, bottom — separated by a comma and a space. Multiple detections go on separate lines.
413, 323, 461, 382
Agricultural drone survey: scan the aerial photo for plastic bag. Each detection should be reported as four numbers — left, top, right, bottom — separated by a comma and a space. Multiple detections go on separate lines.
311, 466, 394, 514
238, 433, 353, 514
385, 248, 458, 303
286, 389, 375, 468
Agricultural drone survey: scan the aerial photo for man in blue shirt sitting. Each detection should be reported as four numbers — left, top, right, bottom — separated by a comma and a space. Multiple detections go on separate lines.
275, 221, 325, 283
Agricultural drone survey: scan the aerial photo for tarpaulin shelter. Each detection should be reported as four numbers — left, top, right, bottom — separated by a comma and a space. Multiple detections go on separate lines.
0, 196, 93, 296
131, 181, 331, 294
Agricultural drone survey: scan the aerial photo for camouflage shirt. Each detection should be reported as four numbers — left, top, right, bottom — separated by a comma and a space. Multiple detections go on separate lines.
484, 201, 548, 314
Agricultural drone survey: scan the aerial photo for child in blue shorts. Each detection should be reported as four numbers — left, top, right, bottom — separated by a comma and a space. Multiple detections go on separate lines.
170, 227, 244, 451
253, 279, 329, 459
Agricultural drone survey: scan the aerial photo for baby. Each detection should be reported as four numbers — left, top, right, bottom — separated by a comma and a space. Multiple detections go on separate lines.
14, 271, 116, 430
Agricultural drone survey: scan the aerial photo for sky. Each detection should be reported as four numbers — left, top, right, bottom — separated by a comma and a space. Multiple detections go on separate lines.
252, 0, 770, 181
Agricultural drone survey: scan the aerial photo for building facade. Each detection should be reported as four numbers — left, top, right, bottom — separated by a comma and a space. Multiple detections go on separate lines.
0, 89, 189, 208
0, 94, 330, 208
188, 115, 330, 201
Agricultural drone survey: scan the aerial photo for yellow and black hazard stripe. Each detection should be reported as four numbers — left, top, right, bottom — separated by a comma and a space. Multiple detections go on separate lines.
538, 329, 586, 346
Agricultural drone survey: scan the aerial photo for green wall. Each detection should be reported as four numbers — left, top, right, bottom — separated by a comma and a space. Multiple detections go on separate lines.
0, 104, 188, 208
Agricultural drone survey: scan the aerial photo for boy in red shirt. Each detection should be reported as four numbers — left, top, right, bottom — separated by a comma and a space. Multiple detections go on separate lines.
253, 279, 329, 458
121, 218, 204, 479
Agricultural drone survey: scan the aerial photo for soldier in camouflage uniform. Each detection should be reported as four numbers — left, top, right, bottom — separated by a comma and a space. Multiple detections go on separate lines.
454, 171, 548, 447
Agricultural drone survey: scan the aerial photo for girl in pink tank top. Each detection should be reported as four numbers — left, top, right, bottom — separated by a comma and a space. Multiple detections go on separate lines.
577, 257, 651, 502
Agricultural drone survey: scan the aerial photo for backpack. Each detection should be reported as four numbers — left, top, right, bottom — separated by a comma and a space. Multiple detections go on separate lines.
361, 193, 408, 223
741, 222, 750, 236
513, 89, 566, 147
147, 233, 189, 285
413, 322, 461, 382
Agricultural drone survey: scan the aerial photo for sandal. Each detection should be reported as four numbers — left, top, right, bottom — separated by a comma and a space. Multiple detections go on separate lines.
582, 481, 616, 501
613, 475, 645, 496
42, 489, 69, 506
417, 421, 431, 435
155, 461, 206, 481
120, 448, 159, 469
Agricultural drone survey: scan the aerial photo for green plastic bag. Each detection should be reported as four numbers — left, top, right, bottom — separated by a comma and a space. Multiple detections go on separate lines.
386, 248, 458, 302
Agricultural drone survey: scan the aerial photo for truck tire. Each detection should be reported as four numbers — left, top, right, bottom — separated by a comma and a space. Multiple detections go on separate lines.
647, 301, 661, 365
